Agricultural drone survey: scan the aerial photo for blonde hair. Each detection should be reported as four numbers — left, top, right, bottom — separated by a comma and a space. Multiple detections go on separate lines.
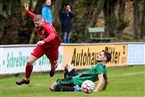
33, 15, 44, 22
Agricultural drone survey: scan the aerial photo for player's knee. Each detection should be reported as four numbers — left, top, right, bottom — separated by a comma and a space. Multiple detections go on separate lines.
27, 58, 35, 65
49, 82, 57, 91
26, 60, 33, 65
49, 84, 55, 91
49, 85, 62, 91
27, 55, 37, 65
69, 68, 78, 76
49, 85, 54, 91
65, 64, 74, 72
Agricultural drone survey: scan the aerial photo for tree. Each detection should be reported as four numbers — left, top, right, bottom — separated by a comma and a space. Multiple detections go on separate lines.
83, 0, 105, 42
0, 0, 23, 44
132, 0, 140, 39
0, 0, 145, 44
0, 0, 8, 39
138, 0, 145, 39
116, 0, 129, 39
103, 0, 118, 37
132, 0, 145, 39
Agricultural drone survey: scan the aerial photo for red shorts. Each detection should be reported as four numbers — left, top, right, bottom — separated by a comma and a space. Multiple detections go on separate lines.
31, 37, 61, 67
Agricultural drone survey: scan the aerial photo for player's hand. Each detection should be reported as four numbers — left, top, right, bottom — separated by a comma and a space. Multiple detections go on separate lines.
93, 89, 98, 92
24, 4, 29, 10
68, 9, 71, 12
67, 8, 71, 12
37, 41, 45, 45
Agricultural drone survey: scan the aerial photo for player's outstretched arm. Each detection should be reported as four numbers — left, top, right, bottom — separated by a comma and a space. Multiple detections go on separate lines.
102, 76, 109, 90
93, 74, 104, 92
24, 4, 36, 18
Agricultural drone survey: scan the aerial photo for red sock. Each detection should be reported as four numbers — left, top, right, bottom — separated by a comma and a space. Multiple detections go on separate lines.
25, 65, 33, 79
51, 60, 58, 69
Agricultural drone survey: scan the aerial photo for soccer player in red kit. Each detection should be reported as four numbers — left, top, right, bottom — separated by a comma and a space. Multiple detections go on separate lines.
16, 4, 61, 85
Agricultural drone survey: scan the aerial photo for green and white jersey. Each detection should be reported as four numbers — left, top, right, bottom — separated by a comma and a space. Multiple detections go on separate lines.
72, 63, 107, 86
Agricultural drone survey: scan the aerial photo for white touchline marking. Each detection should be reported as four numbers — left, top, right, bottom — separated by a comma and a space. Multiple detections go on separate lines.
122, 72, 145, 76
34, 83, 45, 86
110, 72, 145, 78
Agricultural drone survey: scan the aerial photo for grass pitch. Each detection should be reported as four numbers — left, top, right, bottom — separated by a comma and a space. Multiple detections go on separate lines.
0, 65, 145, 97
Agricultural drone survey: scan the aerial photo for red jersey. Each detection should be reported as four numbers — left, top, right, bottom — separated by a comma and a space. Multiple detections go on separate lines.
26, 10, 61, 46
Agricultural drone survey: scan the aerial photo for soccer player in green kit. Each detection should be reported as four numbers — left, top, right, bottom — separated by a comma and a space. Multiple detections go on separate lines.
49, 50, 112, 92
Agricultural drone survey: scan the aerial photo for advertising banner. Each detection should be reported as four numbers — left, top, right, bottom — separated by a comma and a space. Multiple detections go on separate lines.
128, 44, 145, 65
0, 46, 63, 74
62, 44, 127, 69
0, 48, 2, 74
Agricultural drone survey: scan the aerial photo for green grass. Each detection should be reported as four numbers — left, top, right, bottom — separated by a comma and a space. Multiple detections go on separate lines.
0, 65, 145, 97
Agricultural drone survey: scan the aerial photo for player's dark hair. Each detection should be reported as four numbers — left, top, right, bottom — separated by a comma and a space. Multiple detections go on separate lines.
102, 50, 112, 62
64, 3, 71, 7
